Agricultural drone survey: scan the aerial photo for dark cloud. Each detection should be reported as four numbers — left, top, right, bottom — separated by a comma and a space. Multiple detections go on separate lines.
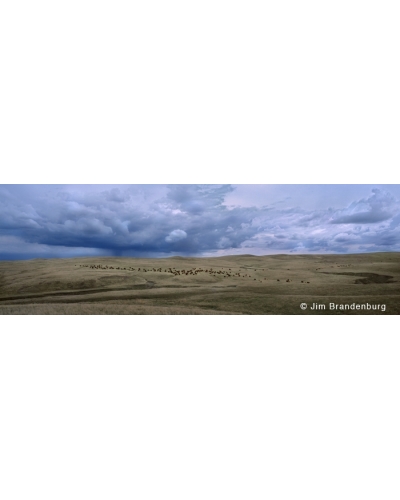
331, 212, 392, 224
0, 185, 261, 257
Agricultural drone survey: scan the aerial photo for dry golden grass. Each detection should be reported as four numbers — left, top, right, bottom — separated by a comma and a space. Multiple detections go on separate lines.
0, 253, 399, 314
0, 303, 235, 315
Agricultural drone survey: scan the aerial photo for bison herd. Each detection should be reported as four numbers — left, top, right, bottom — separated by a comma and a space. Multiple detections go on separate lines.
77, 264, 311, 284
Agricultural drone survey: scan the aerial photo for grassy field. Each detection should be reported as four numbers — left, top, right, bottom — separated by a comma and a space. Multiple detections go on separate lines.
0, 253, 399, 314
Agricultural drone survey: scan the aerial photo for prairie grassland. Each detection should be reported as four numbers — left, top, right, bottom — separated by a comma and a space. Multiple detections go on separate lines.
0, 253, 399, 314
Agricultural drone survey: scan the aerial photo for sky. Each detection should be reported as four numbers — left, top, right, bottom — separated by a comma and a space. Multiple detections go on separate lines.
1, 184, 400, 260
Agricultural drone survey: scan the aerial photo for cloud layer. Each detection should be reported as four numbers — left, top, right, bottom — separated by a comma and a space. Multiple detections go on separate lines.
1, 184, 400, 259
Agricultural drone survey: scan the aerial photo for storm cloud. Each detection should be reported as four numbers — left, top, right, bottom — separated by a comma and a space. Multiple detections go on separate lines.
1, 184, 400, 259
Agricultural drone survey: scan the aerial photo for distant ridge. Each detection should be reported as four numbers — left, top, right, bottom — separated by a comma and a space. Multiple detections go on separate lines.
167, 254, 258, 260
229, 254, 257, 257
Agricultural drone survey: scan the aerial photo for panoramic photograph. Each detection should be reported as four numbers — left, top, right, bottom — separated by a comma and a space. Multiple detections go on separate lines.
0, 183, 399, 315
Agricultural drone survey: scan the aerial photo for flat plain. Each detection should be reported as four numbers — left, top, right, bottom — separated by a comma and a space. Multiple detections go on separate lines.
0, 253, 399, 314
